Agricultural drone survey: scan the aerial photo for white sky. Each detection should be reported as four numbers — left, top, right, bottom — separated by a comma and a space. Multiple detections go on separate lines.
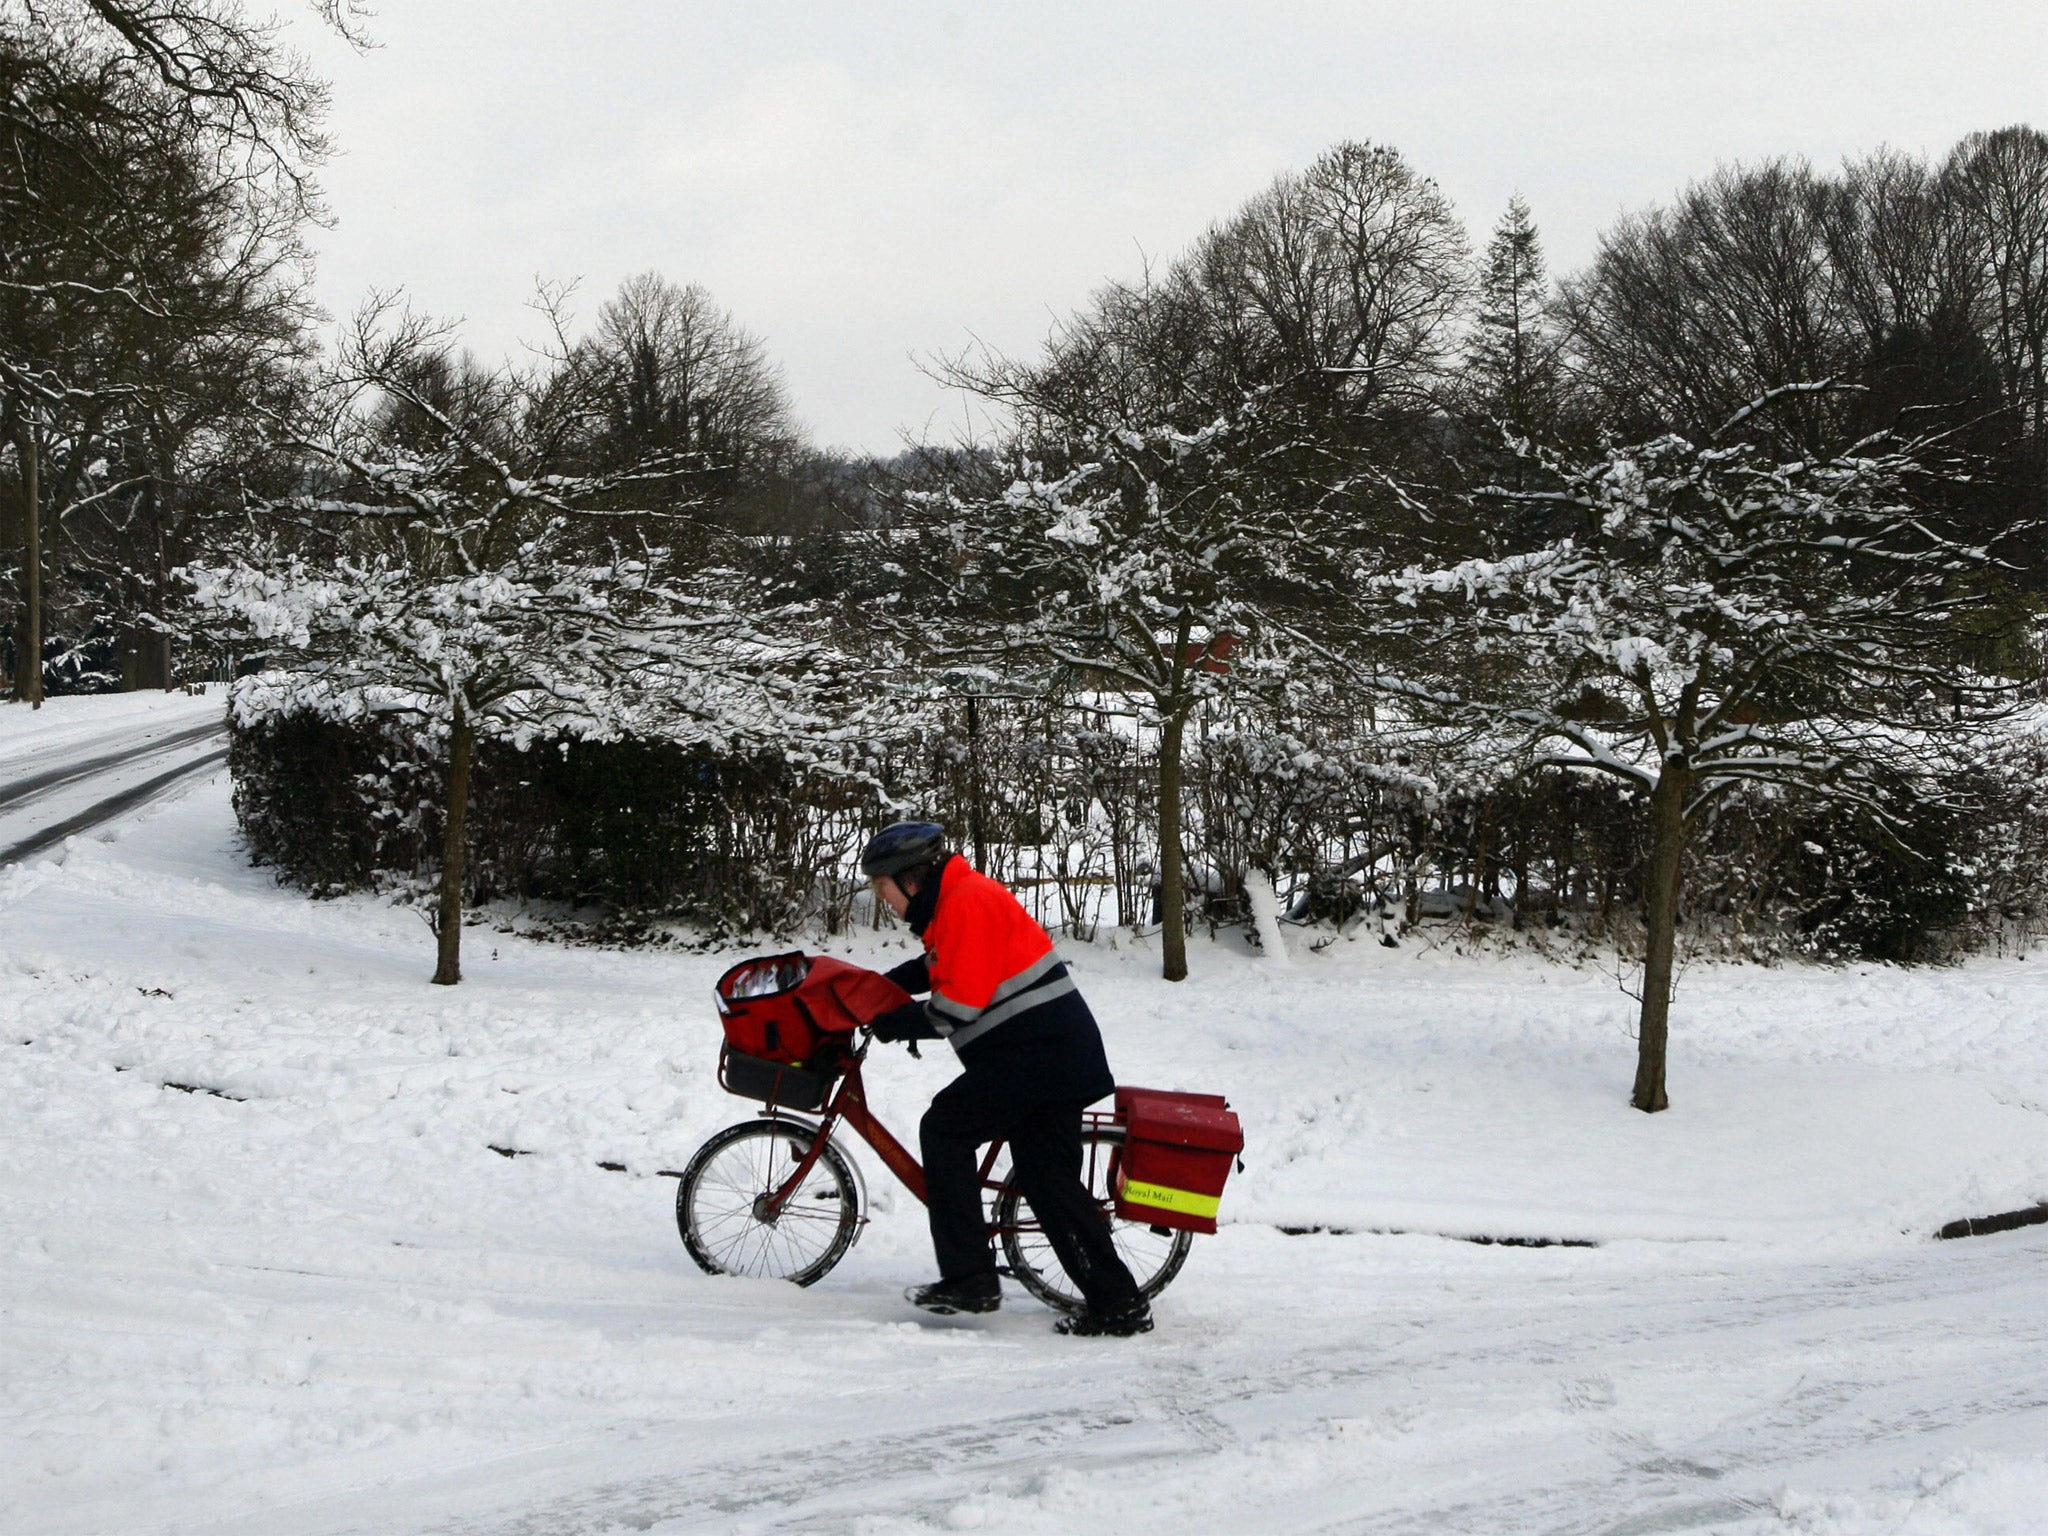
292, 2, 2048, 455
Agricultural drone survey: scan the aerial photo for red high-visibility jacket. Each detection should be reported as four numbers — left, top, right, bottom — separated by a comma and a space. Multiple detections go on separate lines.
922, 860, 1071, 1047
884, 857, 1113, 1098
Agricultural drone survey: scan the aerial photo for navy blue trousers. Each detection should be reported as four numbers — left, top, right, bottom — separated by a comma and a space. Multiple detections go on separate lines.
919, 1069, 1142, 1312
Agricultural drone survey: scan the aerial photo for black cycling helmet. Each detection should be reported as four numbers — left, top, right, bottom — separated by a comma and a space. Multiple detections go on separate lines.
861, 821, 947, 880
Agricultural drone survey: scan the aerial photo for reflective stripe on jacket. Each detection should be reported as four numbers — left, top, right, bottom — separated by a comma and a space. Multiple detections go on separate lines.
921, 860, 1082, 1055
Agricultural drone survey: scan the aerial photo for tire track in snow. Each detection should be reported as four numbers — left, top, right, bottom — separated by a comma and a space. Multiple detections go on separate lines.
0, 744, 227, 865
1305, 1236, 2048, 1535
0, 717, 225, 814
390, 1232, 2048, 1536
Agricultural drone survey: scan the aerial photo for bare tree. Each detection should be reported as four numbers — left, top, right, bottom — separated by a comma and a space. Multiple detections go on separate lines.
1942, 127, 2048, 515
1823, 149, 1975, 362
1014, 140, 1470, 451
8, 0, 367, 204
1562, 161, 1874, 455
1194, 141, 1470, 419
544, 273, 803, 521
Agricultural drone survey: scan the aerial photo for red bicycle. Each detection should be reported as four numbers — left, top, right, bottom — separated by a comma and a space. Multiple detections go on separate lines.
674, 1033, 1193, 1311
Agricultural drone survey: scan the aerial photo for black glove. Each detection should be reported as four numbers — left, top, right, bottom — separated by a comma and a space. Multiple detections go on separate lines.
883, 955, 931, 994
868, 1000, 927, 1043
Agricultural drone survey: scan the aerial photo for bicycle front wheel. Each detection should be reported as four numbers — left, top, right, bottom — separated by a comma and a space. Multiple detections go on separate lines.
996, 1124, 1192, 1313
677, 1120, 862, 1286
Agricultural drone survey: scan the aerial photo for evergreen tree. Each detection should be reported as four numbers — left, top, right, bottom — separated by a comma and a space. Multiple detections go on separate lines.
1462, 195, 1561, 446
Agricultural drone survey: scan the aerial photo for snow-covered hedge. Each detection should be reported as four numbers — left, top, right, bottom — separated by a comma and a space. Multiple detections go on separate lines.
227, 706, 869, 938
227, 692, 2048, 962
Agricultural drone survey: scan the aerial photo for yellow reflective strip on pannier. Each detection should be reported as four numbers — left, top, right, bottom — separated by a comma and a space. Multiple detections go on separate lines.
1119, 1178, 1220, 1220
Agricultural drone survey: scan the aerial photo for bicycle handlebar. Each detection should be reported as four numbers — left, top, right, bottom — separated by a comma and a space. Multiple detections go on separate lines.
853, 1024, 919, 1059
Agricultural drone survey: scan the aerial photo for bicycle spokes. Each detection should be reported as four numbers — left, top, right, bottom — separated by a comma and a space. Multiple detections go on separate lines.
677, 1121, 862, 1285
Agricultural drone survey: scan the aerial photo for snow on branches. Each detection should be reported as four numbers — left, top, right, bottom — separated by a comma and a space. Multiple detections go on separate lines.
1363, 420, 2018, 1110
183, 308, 834, 982
886, 395, 1389, 979
1380, 430, 2004, 804
915, 412, 1364, 706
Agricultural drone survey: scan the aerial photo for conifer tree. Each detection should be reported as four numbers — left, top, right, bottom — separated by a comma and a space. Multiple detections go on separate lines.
1462, 195, 1561, 447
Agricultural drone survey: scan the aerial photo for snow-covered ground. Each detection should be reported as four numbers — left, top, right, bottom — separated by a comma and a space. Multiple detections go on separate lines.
0, 689, 224, 774
4, 718, 2048, 1535
0, 691, 227, 864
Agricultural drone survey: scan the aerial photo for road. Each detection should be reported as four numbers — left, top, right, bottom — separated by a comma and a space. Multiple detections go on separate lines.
169, 1222, 2048, 1536
0, 697, 228, 864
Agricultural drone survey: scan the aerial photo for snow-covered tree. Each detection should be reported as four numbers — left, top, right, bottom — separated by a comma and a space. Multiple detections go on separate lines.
886, 395, 1376, 981
2, 10, 322, 701
186, 309, 826, 985
1365, 392, 2014, 1110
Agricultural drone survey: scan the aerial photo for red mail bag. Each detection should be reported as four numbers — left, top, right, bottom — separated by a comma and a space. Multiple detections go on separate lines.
714, 951, 912, 1067
1112, 1086, 1244, 1235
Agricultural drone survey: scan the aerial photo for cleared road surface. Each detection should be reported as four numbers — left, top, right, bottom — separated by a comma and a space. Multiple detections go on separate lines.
0, 694, 228, 865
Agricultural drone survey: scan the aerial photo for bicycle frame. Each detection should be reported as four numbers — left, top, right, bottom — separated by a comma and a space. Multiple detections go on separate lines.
752, 1035, 1118, 1232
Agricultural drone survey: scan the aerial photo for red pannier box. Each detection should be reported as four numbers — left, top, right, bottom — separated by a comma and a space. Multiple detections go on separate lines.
1112, 1086, 1244, 1235
714, 951, 912, 1067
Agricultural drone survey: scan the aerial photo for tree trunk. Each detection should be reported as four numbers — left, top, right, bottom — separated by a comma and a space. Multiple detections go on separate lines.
1465, 802, 1490, 921
1158, 699, 1191, 982
17, 424, 42, 708
432, 708, 475, 986
965, 694, 988, 872
149, 475, 172, 690
1632, 761, 1690, 1113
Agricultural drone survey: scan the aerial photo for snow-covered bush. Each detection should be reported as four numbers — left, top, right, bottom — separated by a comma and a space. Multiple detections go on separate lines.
226, 703, 872, 939
186, 307, 837, 981
224, 675, 2048, 964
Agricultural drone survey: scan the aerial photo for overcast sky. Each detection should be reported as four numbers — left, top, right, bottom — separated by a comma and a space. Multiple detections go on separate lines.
291, 2, 2047, 454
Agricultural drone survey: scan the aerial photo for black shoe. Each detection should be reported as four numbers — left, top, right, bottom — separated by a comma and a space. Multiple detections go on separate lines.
1053, 1301, 1153, 1337
905, 1273, 1001, 1315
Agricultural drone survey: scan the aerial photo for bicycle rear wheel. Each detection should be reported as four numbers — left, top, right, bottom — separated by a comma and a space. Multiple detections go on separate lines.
677, 1119, 861, 1286
995, 1124, 1191, 1313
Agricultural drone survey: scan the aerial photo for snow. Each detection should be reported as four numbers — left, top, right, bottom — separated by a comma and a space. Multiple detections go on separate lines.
0, 689, 223, 775
4, 714, 2048, 1534
0, 691, 229, 865
1243, 867, 1290, 965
